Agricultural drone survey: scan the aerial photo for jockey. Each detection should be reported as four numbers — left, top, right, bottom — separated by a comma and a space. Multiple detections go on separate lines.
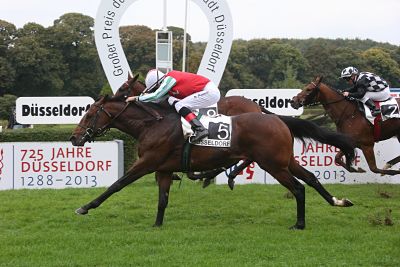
126, 69, 220, 142
340, 66, 390, 116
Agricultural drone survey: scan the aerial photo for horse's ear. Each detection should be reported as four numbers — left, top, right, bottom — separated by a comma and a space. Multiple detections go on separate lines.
128, 72, 133, 80
132, 74, 139, 83
315, 75, 324, 83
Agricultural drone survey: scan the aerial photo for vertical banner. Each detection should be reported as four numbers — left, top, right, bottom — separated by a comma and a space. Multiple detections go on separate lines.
95, 0, 138, 92
95, 0, 233, 92
192, 0, 233, 86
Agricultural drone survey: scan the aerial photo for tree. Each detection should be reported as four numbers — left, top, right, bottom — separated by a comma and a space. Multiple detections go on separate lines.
9, 23, 66, 96
0, 94, 17, 120
0, 20, 17, 96
49, 13, 105, 97
120, 25, 156, 76
362, 48, 400, 87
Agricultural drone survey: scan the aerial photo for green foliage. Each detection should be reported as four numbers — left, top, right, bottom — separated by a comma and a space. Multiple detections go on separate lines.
0, 94, 17, 120
0, 183, 399, 266
362, 48, 400, 87
0, 15, 399, 98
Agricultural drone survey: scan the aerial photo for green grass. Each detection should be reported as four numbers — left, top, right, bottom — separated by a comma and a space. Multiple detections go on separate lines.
0, 176, 399, 267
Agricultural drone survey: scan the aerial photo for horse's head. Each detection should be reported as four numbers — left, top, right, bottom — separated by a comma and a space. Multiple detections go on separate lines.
290, 76, 324, 109
70, 95, 123, 146
114, 73, 145, 100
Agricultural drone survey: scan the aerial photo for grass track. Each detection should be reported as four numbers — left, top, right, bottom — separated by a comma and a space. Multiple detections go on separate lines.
0, 176, 399, 266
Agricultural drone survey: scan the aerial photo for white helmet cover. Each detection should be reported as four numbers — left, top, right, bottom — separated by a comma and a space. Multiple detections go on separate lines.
340, 66, 358, 78
145, 69, 165, 88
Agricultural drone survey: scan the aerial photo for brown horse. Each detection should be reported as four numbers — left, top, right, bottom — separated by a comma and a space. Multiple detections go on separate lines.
71, 95, 314, 229
70, 90, 355, 231
291, 76, 400, 175
119, 73, 356, 192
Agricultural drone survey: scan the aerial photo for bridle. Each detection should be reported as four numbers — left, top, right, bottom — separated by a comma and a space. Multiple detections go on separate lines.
302, 81, 347, 107
78, 100, 164, 143
77, 102, 131, 142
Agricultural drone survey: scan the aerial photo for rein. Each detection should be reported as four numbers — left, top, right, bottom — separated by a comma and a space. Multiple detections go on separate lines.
305, 81, 357, 125
134, 101, 163, 121
304, 82, 347, 107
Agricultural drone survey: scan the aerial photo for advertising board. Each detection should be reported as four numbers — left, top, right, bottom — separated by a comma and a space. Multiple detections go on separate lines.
216, 138, 400, 184
0, 141, 123, 190
225, 89, 303, 116
16, 97, 94, 124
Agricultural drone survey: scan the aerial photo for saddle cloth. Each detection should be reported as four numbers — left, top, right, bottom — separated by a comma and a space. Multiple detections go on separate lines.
362, 97, 400, 124
181, 113, 232, 148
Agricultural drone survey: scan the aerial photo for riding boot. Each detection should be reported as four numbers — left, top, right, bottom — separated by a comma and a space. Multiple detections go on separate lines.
189, 118, 209, 142
365, 99, 381, 116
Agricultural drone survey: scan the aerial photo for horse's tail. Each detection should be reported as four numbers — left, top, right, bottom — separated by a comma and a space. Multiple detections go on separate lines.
278, 115, 356, 166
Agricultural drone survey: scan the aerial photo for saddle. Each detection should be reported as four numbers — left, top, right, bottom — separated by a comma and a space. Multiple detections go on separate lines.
356, 97, 400, 124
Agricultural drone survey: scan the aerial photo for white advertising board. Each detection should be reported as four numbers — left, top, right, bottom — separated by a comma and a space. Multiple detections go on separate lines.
0, 141, 124, 190
225, 89, 303, 116
216, 138, 400, 185
16, 97, 94, 124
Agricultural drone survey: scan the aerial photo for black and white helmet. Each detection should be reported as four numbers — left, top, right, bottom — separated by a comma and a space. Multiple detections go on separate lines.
340, 66, 358, 78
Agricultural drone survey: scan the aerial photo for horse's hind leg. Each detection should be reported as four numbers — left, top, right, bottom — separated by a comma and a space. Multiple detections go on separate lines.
154, 172, 173, 227
289, 158, 353, 207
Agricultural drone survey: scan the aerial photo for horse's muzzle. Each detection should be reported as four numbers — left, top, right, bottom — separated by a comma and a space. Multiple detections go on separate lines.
290, 99, 302, 109
70, 135, 85, 147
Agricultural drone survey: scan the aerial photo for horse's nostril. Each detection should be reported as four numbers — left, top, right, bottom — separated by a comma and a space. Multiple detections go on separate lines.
70, 136, 77, 146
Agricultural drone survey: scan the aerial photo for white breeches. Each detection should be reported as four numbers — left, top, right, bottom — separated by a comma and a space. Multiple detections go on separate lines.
168, 81, 220, 112
360, 87, 391, 102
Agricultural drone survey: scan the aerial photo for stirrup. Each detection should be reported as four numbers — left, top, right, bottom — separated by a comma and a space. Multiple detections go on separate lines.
190, 130, 208, 142
371, 110, 381, 116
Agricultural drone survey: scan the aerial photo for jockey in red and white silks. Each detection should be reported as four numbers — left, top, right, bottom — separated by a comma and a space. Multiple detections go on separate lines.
126, 69, 220, 142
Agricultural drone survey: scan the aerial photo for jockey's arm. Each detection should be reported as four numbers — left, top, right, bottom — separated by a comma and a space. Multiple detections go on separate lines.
348, 78, 369, 99
138, 76, 177, 102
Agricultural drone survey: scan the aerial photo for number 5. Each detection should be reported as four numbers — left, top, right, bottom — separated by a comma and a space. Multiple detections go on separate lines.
217, 123, 230, 140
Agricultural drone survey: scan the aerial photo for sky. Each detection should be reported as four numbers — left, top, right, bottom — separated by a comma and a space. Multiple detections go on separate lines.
1, 0, 399, 45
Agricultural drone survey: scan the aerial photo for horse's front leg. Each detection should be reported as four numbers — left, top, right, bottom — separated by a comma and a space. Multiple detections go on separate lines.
75, 157, 154, 215
154, 172, 173, 227
335, 150, 365, 173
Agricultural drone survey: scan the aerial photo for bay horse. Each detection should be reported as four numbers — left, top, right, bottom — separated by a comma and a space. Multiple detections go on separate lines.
118, 73, 357, 193
291, 76, 400, 175
70, 92, 355, 231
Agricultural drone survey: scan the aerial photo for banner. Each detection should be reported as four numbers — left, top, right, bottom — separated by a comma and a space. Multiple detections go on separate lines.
0, 141, 124, 190
216, 138, 400, 184
95, 0, 233, 92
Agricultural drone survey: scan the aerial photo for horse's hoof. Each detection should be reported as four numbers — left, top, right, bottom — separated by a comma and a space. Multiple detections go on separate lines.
357, 167, 366, 173
202, 178, 212, 188
228, 179, 235, 190
75, 207, 88, 215
343, 199, 354, 207
171, 174, 182, 181
152, 223, 162, 227
382, 163, 392, 171
289, 224, 305, 230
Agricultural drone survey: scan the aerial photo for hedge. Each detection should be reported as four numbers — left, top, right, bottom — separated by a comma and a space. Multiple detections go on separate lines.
0, 127, 137, 172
